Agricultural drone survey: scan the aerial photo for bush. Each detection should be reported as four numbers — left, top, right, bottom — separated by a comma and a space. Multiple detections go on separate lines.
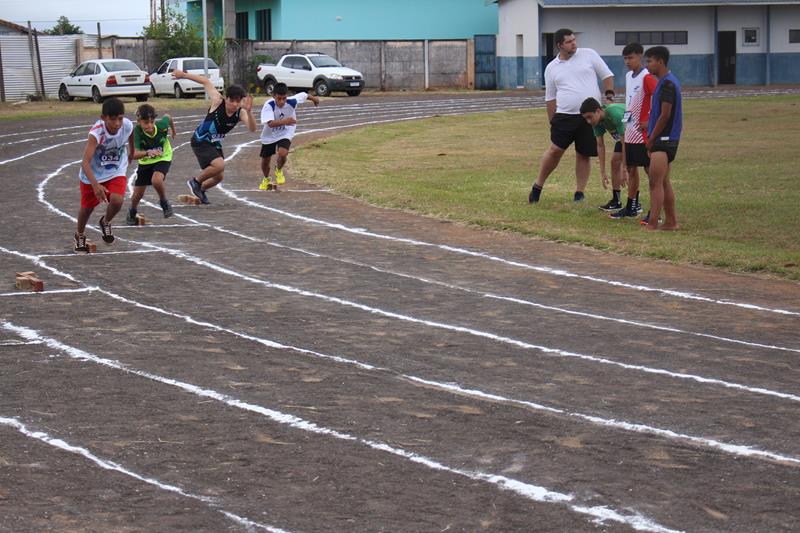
244, 54, 274, 94
142, 7, 224, 66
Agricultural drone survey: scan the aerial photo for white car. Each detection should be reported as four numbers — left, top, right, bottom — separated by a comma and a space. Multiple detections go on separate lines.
257, 53, 365, 97
59, 59, 150, 103
150, 57, 224, 98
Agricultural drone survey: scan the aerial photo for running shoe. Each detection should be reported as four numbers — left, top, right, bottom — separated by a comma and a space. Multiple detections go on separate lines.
161, 199, 173, 218
98, 216, 114, 243
187, 178, 203, 201
598, 198, 622, 211
259, 177, 271, 191
199, 189, 210, 204
528, 184, 542, 203
74, 233, 89, 253
573, 191, 585, 202
634, 203, 644, 215
640, 211, 662, 225
126, 208, 138, 226
275, 167, 286, 185
610, 206, 638, 219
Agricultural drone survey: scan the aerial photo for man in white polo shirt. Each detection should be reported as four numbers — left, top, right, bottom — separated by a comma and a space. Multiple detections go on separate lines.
529, 28, 615, 204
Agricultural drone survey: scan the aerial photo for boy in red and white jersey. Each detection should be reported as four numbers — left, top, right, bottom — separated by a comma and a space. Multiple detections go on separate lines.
611, 43, 657, 220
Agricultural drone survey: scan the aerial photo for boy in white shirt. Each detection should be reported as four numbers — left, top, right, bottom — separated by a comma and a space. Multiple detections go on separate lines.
259, 83, 319, 191
74, 97, 135, 252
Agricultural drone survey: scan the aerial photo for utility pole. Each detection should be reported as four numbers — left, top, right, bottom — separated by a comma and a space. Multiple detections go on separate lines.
202, 0, 209, 101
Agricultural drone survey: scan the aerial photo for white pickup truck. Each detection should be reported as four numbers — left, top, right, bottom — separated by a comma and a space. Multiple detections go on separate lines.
256, 53, 365, 97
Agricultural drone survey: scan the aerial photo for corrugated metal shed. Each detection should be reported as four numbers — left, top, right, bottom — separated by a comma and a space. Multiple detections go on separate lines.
0, 34, 80, 100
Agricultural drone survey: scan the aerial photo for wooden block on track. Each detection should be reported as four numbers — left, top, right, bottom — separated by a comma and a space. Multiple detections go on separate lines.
176, 194, 201, 205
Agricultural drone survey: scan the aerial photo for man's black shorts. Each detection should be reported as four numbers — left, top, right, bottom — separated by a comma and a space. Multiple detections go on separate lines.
260, 138, 292, 158
550, 113, 597, 157
191, 138, 224, 169
650, 140, 679, 163
134, 160, 171, 187
625, 143, 650, 168
613, 141, 622, 153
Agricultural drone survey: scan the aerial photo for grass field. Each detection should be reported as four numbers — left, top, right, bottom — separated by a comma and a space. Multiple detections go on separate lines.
293, 95, 800, 280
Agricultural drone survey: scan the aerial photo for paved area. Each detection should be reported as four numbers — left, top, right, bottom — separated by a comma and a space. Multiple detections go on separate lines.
1, 92, 799, 532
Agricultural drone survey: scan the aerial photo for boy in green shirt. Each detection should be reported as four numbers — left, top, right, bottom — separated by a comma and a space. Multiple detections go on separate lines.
580, 98, 627, 212
127, 104, 177, 224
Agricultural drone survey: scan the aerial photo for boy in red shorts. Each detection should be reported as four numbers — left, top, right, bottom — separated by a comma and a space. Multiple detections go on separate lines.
75, 97, 134, 252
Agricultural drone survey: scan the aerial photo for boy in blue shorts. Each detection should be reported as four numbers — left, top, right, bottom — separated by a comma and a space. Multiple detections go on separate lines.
127, 104, 176, 224
75, 97, 134, 252
644, 46, 682, 231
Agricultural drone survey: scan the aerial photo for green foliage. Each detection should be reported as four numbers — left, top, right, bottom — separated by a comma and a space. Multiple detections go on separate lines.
244, 54, 275, 94
142, 7, 224, 66
44, 16, 82, 35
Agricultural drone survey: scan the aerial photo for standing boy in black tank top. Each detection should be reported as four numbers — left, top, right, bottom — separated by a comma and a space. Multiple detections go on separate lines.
173, 69, 256, 204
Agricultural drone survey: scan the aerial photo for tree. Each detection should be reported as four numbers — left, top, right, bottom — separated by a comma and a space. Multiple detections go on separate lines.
142, 7, 224, 67
44, 16, 82, 35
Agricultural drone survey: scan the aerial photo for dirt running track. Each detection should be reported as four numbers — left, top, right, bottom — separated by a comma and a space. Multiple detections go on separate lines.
1, 91, 799, 532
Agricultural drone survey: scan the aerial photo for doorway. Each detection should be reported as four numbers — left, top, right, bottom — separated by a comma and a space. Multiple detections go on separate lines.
718, 31, 736, 84
541, 33, 554, 86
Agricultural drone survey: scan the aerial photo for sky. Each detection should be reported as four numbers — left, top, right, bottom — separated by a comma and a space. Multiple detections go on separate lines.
2, 0, 155, 37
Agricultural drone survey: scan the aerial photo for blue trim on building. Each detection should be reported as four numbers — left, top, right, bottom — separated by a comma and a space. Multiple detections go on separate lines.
497, 57, 541, 90
602, 54, 713, 87
736, 54, 767, 85
768, 53, 800, 84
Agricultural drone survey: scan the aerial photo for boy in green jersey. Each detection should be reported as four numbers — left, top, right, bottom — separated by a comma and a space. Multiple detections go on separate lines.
580, 97, 627, 211
127, 104, 177, 224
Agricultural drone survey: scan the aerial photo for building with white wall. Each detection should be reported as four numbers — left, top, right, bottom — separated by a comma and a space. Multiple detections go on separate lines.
492, 0, 800, 88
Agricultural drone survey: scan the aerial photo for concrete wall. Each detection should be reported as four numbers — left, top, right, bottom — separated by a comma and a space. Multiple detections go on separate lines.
769, 5, 800, 83
222, 38, 472, 91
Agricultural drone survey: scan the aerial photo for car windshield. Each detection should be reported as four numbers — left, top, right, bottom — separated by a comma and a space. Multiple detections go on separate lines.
309, 55, 342, 68
184, 59, 219, 70
104, 60, 140, 72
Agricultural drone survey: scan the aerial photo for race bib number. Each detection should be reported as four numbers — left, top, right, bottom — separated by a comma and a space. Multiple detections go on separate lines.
211, 133, 226, 143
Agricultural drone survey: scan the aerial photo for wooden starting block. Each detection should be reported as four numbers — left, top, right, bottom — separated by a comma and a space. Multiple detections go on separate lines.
85, 240, 97, 253
176, 194, 201, 205
15, 271, 44, 292
135, 214, 147, 225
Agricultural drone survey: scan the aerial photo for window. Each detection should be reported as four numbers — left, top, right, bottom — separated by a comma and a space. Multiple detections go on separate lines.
256, 9, 271, 41
167, 60, 178, 72
183, 58, 219, 70
790, 29, 800, 43
743, 28, 759, 46
236, 11, 249, 40
615, 31, 687, 46
157, 61, 169, 74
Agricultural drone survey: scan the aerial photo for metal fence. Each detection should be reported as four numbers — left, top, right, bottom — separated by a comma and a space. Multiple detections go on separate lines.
0, 34, 81, 101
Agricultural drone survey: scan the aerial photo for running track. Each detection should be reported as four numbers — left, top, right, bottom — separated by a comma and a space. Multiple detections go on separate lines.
1, 91, 799, 532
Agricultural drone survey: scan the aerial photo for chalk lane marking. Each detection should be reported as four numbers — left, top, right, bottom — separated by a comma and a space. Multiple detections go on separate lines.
0, 416, 288, 532
3, 245, 799, 467
1, 320, 681, 533
31, 168, 800, 405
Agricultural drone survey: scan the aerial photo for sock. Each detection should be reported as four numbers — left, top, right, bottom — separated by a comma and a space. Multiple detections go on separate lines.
625, 197, 633, 209
129, 207, 137, 216
573, 191, 585, 202
529, 184, 543, 203
612, 189, 620, 203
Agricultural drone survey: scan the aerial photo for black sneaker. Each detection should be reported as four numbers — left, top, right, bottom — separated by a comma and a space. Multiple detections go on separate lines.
640, 211, 662, 225
573, 191, 585, 202
598, 198, 622, 211
160, 199, 173, 218
98, 216, 114, 243
187, 178, 203, 200
528, 184, 542, 203
610, 206, 638, 219
74, 233, 89, 253
634, 203, 644, 215
199, 189, 210, 205
126, 208, 138, 226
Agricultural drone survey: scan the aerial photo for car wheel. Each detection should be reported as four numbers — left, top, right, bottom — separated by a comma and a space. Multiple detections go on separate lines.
263, 78, 276, 95
136, 94, 148, 102
58, 84, 74, 102
314, 79, 331, 97
91, 86, 104, 104
174, 84, 184, 99
346, 90, 361, 97
150, 84, 156, 97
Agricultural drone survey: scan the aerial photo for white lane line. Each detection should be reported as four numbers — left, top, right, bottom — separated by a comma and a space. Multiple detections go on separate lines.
38, 249, 161, 258
2, 320, 680, 533
31, 168, 800, 404
113, 223, 204, 229
4, 245, 798, 467
0, 416, 288, 532
0, 139, 84, 165
124, 140, 800, 355
220, 184, 800, 317
0, 340, 43, 346
0, 287, 96, 297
